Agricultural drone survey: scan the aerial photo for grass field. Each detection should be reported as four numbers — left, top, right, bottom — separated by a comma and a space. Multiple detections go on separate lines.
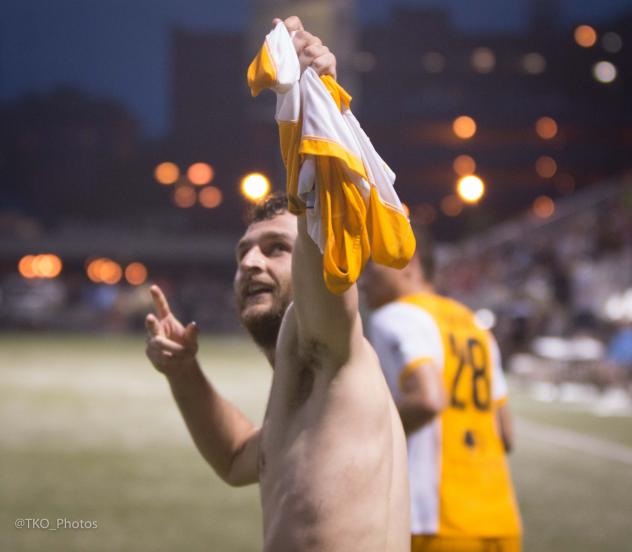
1, 334, 631, 552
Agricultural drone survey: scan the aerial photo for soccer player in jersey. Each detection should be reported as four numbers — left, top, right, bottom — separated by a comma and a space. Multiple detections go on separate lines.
144, 17, 410, 552
363, 229, 522, 552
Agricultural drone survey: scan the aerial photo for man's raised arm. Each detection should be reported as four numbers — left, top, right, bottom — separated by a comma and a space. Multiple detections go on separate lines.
145, 285, 259, 486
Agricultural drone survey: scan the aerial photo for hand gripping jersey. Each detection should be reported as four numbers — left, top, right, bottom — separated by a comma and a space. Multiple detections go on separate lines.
370, 292, 522, 538
247, 22, 415, 294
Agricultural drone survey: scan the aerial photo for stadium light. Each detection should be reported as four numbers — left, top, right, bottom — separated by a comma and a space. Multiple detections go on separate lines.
535, 117, 558, 139
452, 116, 477, 139
532, 196, 555, 219
18, 254, 62, 279
593, 61, 617, 83
154, 162, 180, 185
199, 186, 223, 209
187, 163, 214, 186
456, 175, 485, 203
574, 25, 597, 48
125, 262, 148, 286
452, 155, 476, 176
241, 173, 271, 202
173, 186, 196, 208
440, 195, 463, 217
535, 156, 557, 178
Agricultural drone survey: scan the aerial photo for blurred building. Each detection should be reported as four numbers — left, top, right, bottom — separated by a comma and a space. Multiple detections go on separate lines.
356, 5, 632, 238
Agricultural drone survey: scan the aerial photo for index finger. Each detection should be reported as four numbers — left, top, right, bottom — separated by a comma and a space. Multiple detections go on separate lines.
150, 284, 171, 319
283, 15, 304, 33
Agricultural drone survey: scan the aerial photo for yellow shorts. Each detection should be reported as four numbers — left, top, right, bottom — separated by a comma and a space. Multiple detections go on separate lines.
411, 535, 521, 552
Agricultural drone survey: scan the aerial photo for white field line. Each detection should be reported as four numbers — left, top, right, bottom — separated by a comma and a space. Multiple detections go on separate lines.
517, 418, 632, 467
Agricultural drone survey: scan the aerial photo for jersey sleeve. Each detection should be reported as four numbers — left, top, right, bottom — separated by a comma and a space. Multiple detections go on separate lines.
488, 333, 508, 404
369, 302, 444, 393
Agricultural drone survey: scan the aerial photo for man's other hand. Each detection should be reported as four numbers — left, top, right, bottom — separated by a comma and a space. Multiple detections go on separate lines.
273, 16, 337, 79
145, 284, 198, 377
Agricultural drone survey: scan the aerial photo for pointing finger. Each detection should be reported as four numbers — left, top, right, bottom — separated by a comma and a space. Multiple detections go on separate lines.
150, 284, 171, 319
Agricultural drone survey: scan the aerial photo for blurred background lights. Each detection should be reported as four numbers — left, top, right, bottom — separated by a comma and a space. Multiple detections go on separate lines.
452, 116, 477, 139
535, 117, 558, 139
187, 162, 214, 186
173, 186, 196, 208
521, 52, 547, 75
574, 25, 597, 48
421, 52, 446, 74
18, 254, 62, 279
240, 173, 270, 202
532, 195, 555, 219
154, 162, 180, 185
452, 154, 476, 176
440, 195, 463, 217
86, 258, 122, 285
457, 175, 485, 203
593, 61, 617, 83
474, 308, 496, 330
471, 47, 495, 73
124, 262, 148, 286
401, 202, 410, 218
198, 186, 223, 209
535, 156, 558, 178
601, 32, 623, 53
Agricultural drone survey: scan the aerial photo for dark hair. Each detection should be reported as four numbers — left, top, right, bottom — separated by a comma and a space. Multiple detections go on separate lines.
247, 192, 289, 224
412, 225, 436, 283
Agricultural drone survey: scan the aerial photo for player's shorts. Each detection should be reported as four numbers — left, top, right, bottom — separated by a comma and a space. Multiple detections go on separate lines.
411, 535, 521, 552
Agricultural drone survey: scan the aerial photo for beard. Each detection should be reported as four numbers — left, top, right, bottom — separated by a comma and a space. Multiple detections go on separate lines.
238, 289, 291, 351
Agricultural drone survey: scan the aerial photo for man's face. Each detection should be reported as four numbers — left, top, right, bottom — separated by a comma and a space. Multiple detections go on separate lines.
234, 212, 297, 349
360, 261, 406, 310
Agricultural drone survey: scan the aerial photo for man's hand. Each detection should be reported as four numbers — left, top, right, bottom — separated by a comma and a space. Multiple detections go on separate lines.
145, 285, 198, 377
273, 16, 337, 79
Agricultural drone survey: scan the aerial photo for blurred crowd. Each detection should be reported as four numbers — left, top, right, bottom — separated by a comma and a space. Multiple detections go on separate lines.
438, 181, 632, 387
1, 180, 632, 388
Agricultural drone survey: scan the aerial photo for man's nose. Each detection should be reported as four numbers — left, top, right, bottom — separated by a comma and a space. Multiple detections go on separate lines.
241, 247, 265, 272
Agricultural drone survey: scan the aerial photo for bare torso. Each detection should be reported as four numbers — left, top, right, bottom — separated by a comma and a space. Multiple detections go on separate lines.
259, 305, 410, 551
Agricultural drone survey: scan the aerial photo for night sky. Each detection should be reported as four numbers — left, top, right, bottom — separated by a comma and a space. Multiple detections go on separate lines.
2, 0, 631, 136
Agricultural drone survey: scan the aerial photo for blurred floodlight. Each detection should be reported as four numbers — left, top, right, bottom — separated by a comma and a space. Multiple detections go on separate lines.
353, 51, 377, 72
471, 47, 495, 73
533, 195, 555, 219
452, 154, 476, 176
86, 258, 122, 285
199, 186, 223, 209
154, 162, 180, 185
535, 156, 557, 178
474, 308, 496, 330
535, 117, 558, 139
18, 255, 36, 278
34, 254, 63, 278
602, 32, 623, 53
452, 116, 477, 139
592, 61, 617, 83
173, 186, 196, 208
187, 163, 214, 186
19, 254, 62, 279
574, 25, 597, 48
440, 195, 463, 217
125, 262, 148, 286
521, 52, 546, 75
421, 52, 445, 74
100, 260, 122, 285
241, 173, 271, 202
456, 175, 485, 203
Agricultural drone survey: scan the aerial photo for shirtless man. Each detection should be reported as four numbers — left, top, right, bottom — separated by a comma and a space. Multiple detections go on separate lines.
145, 20, 410, 551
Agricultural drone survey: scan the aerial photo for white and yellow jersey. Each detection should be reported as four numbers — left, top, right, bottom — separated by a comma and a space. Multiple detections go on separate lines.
369, 292, 522, 538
